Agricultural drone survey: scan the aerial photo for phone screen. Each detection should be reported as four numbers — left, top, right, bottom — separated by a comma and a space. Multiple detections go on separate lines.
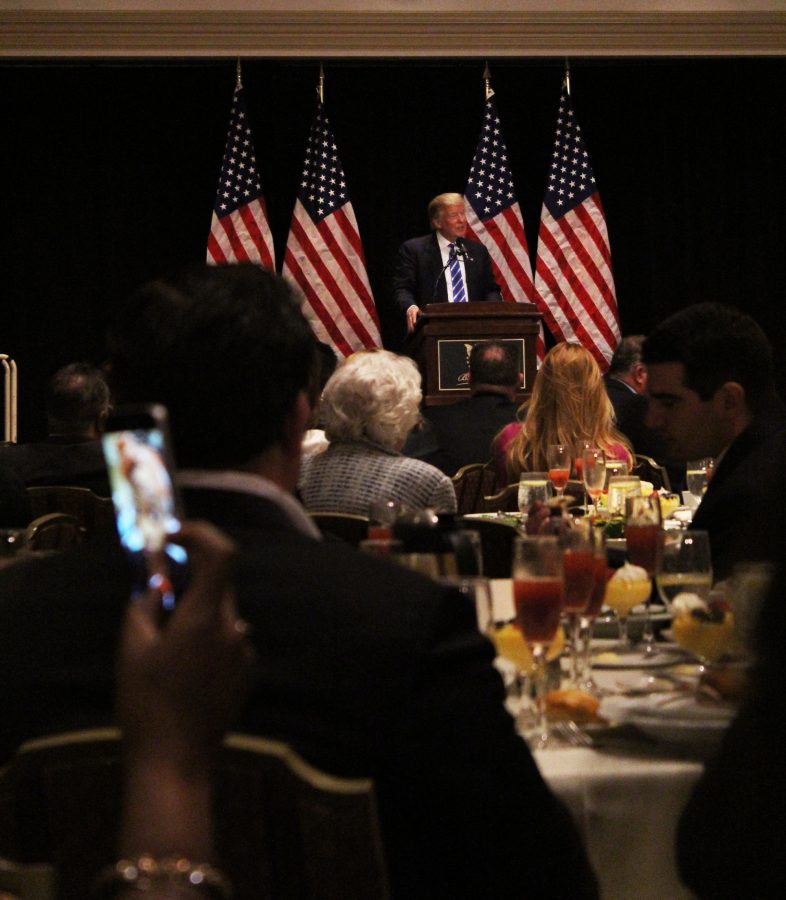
102, 414, 187, 610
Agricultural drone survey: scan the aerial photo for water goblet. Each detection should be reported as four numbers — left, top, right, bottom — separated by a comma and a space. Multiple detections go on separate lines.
655, 530, 713, 611
685, 458, 715, 505
517, 472, 553, 515
512, 535, 565, 749
546, 444, 572, 499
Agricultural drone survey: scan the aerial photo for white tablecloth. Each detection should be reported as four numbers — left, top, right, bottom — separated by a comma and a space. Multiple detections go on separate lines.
536, 747, 701, 900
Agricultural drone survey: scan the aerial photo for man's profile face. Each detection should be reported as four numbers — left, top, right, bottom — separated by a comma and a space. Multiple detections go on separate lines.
645, 361, 728, 460
433, 202, 468, 242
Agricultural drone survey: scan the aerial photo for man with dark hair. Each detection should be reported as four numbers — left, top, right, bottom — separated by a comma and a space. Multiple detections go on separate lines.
643, 302, 786, 580
413, 340, 522, 476
605, 335, 684, 491
0, 362, 112, 495
0, 264, 596, 899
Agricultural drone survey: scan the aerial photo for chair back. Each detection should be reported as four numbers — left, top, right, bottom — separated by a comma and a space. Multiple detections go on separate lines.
482, 481, 586, 515
23, 514, 83, 552
25, 486, 115, 540
0, 729, 389, 900
450, 463, 497, 515
0, 859, 55, 900
308, 512, 370, 547
632, 454, 672, 492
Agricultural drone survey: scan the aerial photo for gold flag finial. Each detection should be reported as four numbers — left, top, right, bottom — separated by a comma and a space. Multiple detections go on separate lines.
564, 58, 571, 95
318, 64, 325, 104
483, 62, 493, 101
236, 58, 242, 90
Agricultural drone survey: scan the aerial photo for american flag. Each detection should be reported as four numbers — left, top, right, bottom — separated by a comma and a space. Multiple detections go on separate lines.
534, 85, 620, 371
207, 83, 275, 269
282, 103, 381, 358
464, 92, 545, 360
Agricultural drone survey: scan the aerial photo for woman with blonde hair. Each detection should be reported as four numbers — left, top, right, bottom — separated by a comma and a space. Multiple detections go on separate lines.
496, 342, 633, 484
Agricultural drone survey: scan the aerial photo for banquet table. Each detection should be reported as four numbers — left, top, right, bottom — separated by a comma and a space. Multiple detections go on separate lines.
487, 578, 729, 900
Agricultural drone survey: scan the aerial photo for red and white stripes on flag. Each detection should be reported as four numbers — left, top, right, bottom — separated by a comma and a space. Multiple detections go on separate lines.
464, 92, 546, 361
282, 103, 381, 358
534, 86, 620, 371
207, 83, 275, 269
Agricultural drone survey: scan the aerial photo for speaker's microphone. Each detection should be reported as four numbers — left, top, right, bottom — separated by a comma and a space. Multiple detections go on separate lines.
455, 237, 474, 261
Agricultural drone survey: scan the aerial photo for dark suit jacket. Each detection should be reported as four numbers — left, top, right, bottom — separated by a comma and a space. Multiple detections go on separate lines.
392, 232, 501, 314
417, 392, 519, 476
0, 484, 597, 900
691, 405, 786, 581
0, 437, 111, 496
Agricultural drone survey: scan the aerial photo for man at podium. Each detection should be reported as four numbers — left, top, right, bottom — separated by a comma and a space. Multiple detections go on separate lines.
393, 192, 501, 333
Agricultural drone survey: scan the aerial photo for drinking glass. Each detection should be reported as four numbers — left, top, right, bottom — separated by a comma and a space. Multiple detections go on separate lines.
518, 472, 553, 515
512, 536, 565, 749
625, 493, 664, 655
559, 529, 595, 686
685, 458, 715, 504
546, 444, 571, 498
581, 447, 606, 517
655, 530, 712, 611
579, 530, 608, 694
606, 475, 641, 519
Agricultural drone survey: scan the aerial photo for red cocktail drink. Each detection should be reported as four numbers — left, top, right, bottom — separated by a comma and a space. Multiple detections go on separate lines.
562, 548, 595, 613
514, 577, 564, 644
626, 523, 663, 576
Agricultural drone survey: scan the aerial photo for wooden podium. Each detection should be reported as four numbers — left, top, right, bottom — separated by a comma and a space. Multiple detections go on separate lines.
408, 301, 541, 406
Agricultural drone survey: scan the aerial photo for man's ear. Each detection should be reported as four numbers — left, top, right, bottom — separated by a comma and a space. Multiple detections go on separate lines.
282, 390, 312, 458
716, 381, 746, 414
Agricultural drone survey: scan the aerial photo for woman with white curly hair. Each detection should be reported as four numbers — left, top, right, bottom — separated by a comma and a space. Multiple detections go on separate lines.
298, 349, 457, 515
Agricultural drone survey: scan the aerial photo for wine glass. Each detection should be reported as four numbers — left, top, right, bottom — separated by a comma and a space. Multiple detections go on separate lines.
559, 528, 595, 686
625, 494, 664, 656
581, 447, 606, 517
655, 530, 713, 611
579, 529, 608, 694
546, 444, 571, 499
512, 535, 565, 749
518, 472, 553, 515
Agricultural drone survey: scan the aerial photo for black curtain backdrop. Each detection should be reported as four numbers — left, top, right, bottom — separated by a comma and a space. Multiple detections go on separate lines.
2, 58, 785, 440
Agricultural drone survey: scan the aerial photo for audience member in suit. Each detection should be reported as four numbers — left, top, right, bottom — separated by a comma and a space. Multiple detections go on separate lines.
393, 192, 501, 334
605, 335, 686, 493
643, 302, 786, 581
0, 362, 112, 495
0, 263, 597, 899
413, 340, 522, 477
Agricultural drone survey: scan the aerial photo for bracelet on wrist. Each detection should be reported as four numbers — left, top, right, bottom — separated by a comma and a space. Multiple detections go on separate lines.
94, 855, 232, 898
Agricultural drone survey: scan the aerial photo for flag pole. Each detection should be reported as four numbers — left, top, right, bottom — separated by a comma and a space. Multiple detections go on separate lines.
236, 58, 242, 90
318, 64, 325, 104
483, 61, 493, 100
564, 58, 571, 96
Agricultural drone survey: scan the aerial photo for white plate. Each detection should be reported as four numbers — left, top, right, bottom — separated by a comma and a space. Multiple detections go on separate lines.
592, 649, 686, 669
631, 714, 732, 748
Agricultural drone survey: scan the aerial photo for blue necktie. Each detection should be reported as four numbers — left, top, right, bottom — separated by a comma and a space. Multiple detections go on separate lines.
448, 243, 467, 303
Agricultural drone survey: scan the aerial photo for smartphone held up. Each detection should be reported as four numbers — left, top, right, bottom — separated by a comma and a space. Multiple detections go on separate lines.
102, 404, 188, 611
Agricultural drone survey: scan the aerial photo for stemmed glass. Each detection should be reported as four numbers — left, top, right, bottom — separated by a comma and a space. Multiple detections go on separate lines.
518, 472, 553, 515
579, 529, 608, 694
686, 458, 715, 505
655, 530, 713, 610
559, 529, 595, 686
581, 447, 606, 517
546, 444, 572, 499
512, 536, 565, 749
625, 494, 664, 656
